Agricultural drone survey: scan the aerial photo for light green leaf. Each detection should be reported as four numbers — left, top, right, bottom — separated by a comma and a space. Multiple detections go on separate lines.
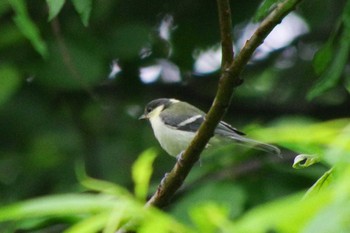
303, 168, 333, 199
0, 194, 119, 222
8, 0, 48, 58
71, 0, 93, 26
251, 118, 350, 160
46, 0, 66, 21
65, 212, 111, 233
0, 64, 21, 107
132, 148, 157, 201
190, 203, 231, 233
231, 192, 330, 233
293, 154, 320, 169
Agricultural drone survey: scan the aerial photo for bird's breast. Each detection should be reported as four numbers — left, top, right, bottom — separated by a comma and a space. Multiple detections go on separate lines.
149, 117, 195, 157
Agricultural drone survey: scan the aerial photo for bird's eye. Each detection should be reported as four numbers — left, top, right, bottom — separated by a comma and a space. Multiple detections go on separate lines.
146, 107, 152, 113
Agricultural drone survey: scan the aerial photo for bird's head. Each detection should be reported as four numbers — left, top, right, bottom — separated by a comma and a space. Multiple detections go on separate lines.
139, 98, 179, 120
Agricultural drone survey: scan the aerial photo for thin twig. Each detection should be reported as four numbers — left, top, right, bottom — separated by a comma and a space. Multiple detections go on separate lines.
217, 0, 234, 69
51, 18, 100, 102
146, 0, 304, 208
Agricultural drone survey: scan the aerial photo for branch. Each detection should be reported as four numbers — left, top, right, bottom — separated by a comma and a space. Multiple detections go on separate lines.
217, 0, 234, 69
146, 0, 303, 208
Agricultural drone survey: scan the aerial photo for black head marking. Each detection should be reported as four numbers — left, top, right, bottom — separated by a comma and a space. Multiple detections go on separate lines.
144, 98, 175, 114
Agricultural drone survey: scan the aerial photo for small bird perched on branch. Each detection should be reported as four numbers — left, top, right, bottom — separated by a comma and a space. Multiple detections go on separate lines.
139, 98, 280, 157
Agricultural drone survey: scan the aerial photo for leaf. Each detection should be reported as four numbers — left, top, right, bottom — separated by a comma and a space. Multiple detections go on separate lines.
253, 0, 280, 22
0, 194, 119, 222
76, 162, 132, 198
312, 42, 333, 76
308, 1, 350, 100
46, 0, 66, 21
190, 203, 231, 233
307, 33, 350, 100
8, 0, 48, 58
303, 168, 333, 199
172, 182, 246, 226
0, 64, 21, 107
71, 0, 93, 27
132, 148, 157, 201
65, 212, 111, 233
345, 75, 350, 93
293, 154, 321, 169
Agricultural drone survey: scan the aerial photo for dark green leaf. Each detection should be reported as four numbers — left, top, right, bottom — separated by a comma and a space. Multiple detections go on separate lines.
0, 64, 21, 107
71, 0, 92, 27
46, 0, 66, 21
345, 75, 350, 93
8, 0, 48, 57
312, 42, 333, 76
253, 0, 280, 22
307, 30, 350, 100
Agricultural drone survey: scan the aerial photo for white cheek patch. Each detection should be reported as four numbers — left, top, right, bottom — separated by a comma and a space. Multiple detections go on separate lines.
148, 105, 164, 118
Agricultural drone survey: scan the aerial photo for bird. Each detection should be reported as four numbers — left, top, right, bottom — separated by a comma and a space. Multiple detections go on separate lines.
139, 98, 280, 157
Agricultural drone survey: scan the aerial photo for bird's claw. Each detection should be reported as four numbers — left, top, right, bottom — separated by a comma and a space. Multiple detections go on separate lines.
160, 172, 170, 187
176, 151, 185, 167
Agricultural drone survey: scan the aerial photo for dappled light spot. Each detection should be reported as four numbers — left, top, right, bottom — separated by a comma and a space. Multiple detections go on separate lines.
139, 59, 181, 84
140, 64, 162, 83
193, 45, 222, 74
237, 13, 309, 60
108, 60, 122, 79
158, 14, 174, 41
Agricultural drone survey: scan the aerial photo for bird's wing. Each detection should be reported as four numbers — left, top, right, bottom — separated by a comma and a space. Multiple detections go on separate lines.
161, 113, 204, 132
162, 111, 245, 136
215, 121, 246, 137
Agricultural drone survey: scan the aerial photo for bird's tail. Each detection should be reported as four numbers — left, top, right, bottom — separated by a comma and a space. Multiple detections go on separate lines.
219, 135, 281, 156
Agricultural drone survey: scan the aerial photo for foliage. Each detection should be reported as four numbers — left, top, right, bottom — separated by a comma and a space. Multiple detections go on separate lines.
1, 0, 349, 232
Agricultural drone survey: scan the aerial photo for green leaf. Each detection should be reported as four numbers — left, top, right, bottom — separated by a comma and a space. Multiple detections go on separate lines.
293, 154, 321, 169
65, 212, 111, 233
46, 0, 66, 21
190, 203, 232, 233
0, 194, 119, 222
253, 0, 280, 22
312, 42, 333, 76
303, 168, 333, 199
307, 34, 350, 100
132, 148, 157, 201
0, 64, 21, 107
71, 0, 93, 27
172, 182, 246, 226
76, 164, 132, 198
341, 0, 350, 30
8, 0, 48, 58
345, 75, 350, 93
308, 1, 350, 100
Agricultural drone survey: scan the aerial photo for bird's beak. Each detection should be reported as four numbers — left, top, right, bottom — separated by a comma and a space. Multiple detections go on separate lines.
139, 114, 147, 120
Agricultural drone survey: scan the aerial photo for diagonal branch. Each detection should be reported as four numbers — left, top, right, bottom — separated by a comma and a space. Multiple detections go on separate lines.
146, 0, 304, 208
217, 0, 234, 69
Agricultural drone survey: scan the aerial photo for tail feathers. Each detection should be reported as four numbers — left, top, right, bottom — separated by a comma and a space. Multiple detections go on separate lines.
230, 136, 281, 156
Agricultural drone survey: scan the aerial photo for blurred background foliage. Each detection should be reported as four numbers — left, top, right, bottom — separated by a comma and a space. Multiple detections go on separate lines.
0, 0, 350, 232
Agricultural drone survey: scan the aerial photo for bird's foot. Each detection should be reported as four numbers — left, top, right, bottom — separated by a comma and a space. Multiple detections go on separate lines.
160, 172, 170, 188
176, 151, 185, 167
